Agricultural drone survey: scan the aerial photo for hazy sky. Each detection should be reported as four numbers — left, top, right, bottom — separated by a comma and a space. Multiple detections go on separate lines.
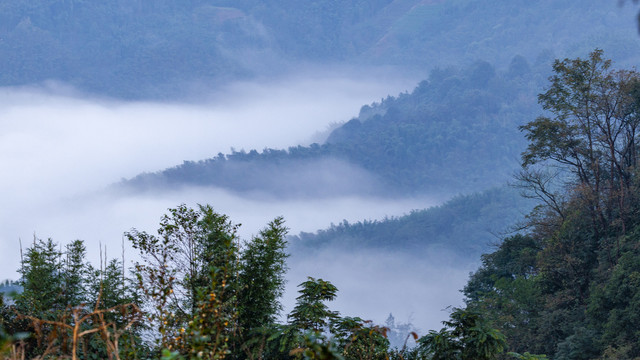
0, 71, 472, 332
285, 246, 475, 333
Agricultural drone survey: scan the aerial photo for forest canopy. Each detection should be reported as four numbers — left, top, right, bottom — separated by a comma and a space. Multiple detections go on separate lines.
465, 49, 640, 360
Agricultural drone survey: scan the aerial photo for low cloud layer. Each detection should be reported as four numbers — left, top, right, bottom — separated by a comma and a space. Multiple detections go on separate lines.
0, 71, 472, 332
285, 246, 476, 333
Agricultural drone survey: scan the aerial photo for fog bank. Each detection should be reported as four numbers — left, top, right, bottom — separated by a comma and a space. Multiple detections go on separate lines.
285, 246, 475, 333
0, 71, 471, 332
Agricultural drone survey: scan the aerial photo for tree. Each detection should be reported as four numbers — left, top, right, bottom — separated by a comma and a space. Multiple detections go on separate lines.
519, 49, 640, 251
236, 217, 289, 359
128, 204, 294, 358
464, 235, 545, 355
10, 237, 143, 360
238, 216, 289, 331
61, 239, 89, 308
417, 308, 506, 360
16, 237, 63, 320
332, 317, 390, 360
128, 204, 242, 356
181, 206, 242, 360
288, 277, 339, 333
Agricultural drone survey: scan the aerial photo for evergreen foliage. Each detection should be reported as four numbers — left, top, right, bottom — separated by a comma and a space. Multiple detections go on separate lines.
288, 277, 339, 333
238, 217, 289, 332
7, 237, 145, 359
417, 308, 506, 360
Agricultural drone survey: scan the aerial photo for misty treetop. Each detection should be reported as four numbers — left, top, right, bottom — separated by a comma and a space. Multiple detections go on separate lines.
122, 59, 543, 197
290, 186, 533, 261
0, 204, 526, 360
0, 0, 638, 98
0, 205, 293, 359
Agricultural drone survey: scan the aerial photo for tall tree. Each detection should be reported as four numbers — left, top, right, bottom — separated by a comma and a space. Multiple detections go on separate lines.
128, 204, 241, 353
16, 237, 63, 319
61, 239, 89, 308
288, 277, 339, 333
519, 49, 640, 252
417, 308, 506, 360
238, 217, 289, 333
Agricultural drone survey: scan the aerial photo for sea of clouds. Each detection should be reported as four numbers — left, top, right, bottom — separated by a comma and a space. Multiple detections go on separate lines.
0, 71, 472, 332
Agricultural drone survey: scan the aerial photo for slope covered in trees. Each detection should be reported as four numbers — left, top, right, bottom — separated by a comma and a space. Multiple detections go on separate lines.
123, 59, 542, 196
7, 50, 640, 360
0, 0, 638, 98
462, 50, 640, 359
0, 203, 545, 360
290, 186, 532, 261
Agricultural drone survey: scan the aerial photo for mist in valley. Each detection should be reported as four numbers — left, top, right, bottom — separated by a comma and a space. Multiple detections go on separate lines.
0, 71, 477, 334
4, 1, 640, 358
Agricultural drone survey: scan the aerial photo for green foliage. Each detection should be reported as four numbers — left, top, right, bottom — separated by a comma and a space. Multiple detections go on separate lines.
128, 204, 242, 356
417, 308, 506, 360
236, 217, 290, 359
290, 332, 344, 360
586, 241, 640, 358
0, 0, 638, 98
508, 352, 548, 360
464, 233, 544, 351
333, 317, 390, 360
238, 217, 289, 332
464, 50, 640, 360
61, 239, 89, 308
284, 280, 394, 360
126, 62, 541, 196
293, 186, 532, 261
520, 49, 640, 240
16, 237, 64, 319
289, 277, 339, 333
7, 237, 145, 359
2, 204, 559, 359
127, 204, 296, 359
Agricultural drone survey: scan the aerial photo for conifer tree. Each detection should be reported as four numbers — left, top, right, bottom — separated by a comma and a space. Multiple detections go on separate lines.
61, 239, 89, 308
16, 237, 63, 319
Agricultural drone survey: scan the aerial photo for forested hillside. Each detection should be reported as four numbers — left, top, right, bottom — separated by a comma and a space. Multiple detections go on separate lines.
123, 59, 541, 196
0, 0, 638, 98
290, 187, 532, 261
5, 0, 640, 358
0, 204, 521, 359
462, 50, 640, 359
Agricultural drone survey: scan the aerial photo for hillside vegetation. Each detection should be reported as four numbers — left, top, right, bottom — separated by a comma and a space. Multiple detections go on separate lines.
123, 58, 541, 196
464, 50, 640, 359
290, 186, 532, 261
0, 0, 638, 98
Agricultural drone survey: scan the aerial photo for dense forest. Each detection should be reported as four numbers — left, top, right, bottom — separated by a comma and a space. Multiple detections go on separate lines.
5, 50, 640, 359
5, 0, 640, 359
122, 58, 542, 196
0, 0, 638, 98
463, 50, 640, 359
0, 204, 530, 360
290, 186, 532, 260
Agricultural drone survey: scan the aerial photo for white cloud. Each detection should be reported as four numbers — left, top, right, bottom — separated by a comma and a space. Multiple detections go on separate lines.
284, 246, 476, 333
0, 71, 469, 332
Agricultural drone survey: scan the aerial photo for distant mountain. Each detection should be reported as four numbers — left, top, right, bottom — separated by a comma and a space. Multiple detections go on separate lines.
289, 186, 533, 261
122, 58, 541, 196
0, 0, 638, 98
